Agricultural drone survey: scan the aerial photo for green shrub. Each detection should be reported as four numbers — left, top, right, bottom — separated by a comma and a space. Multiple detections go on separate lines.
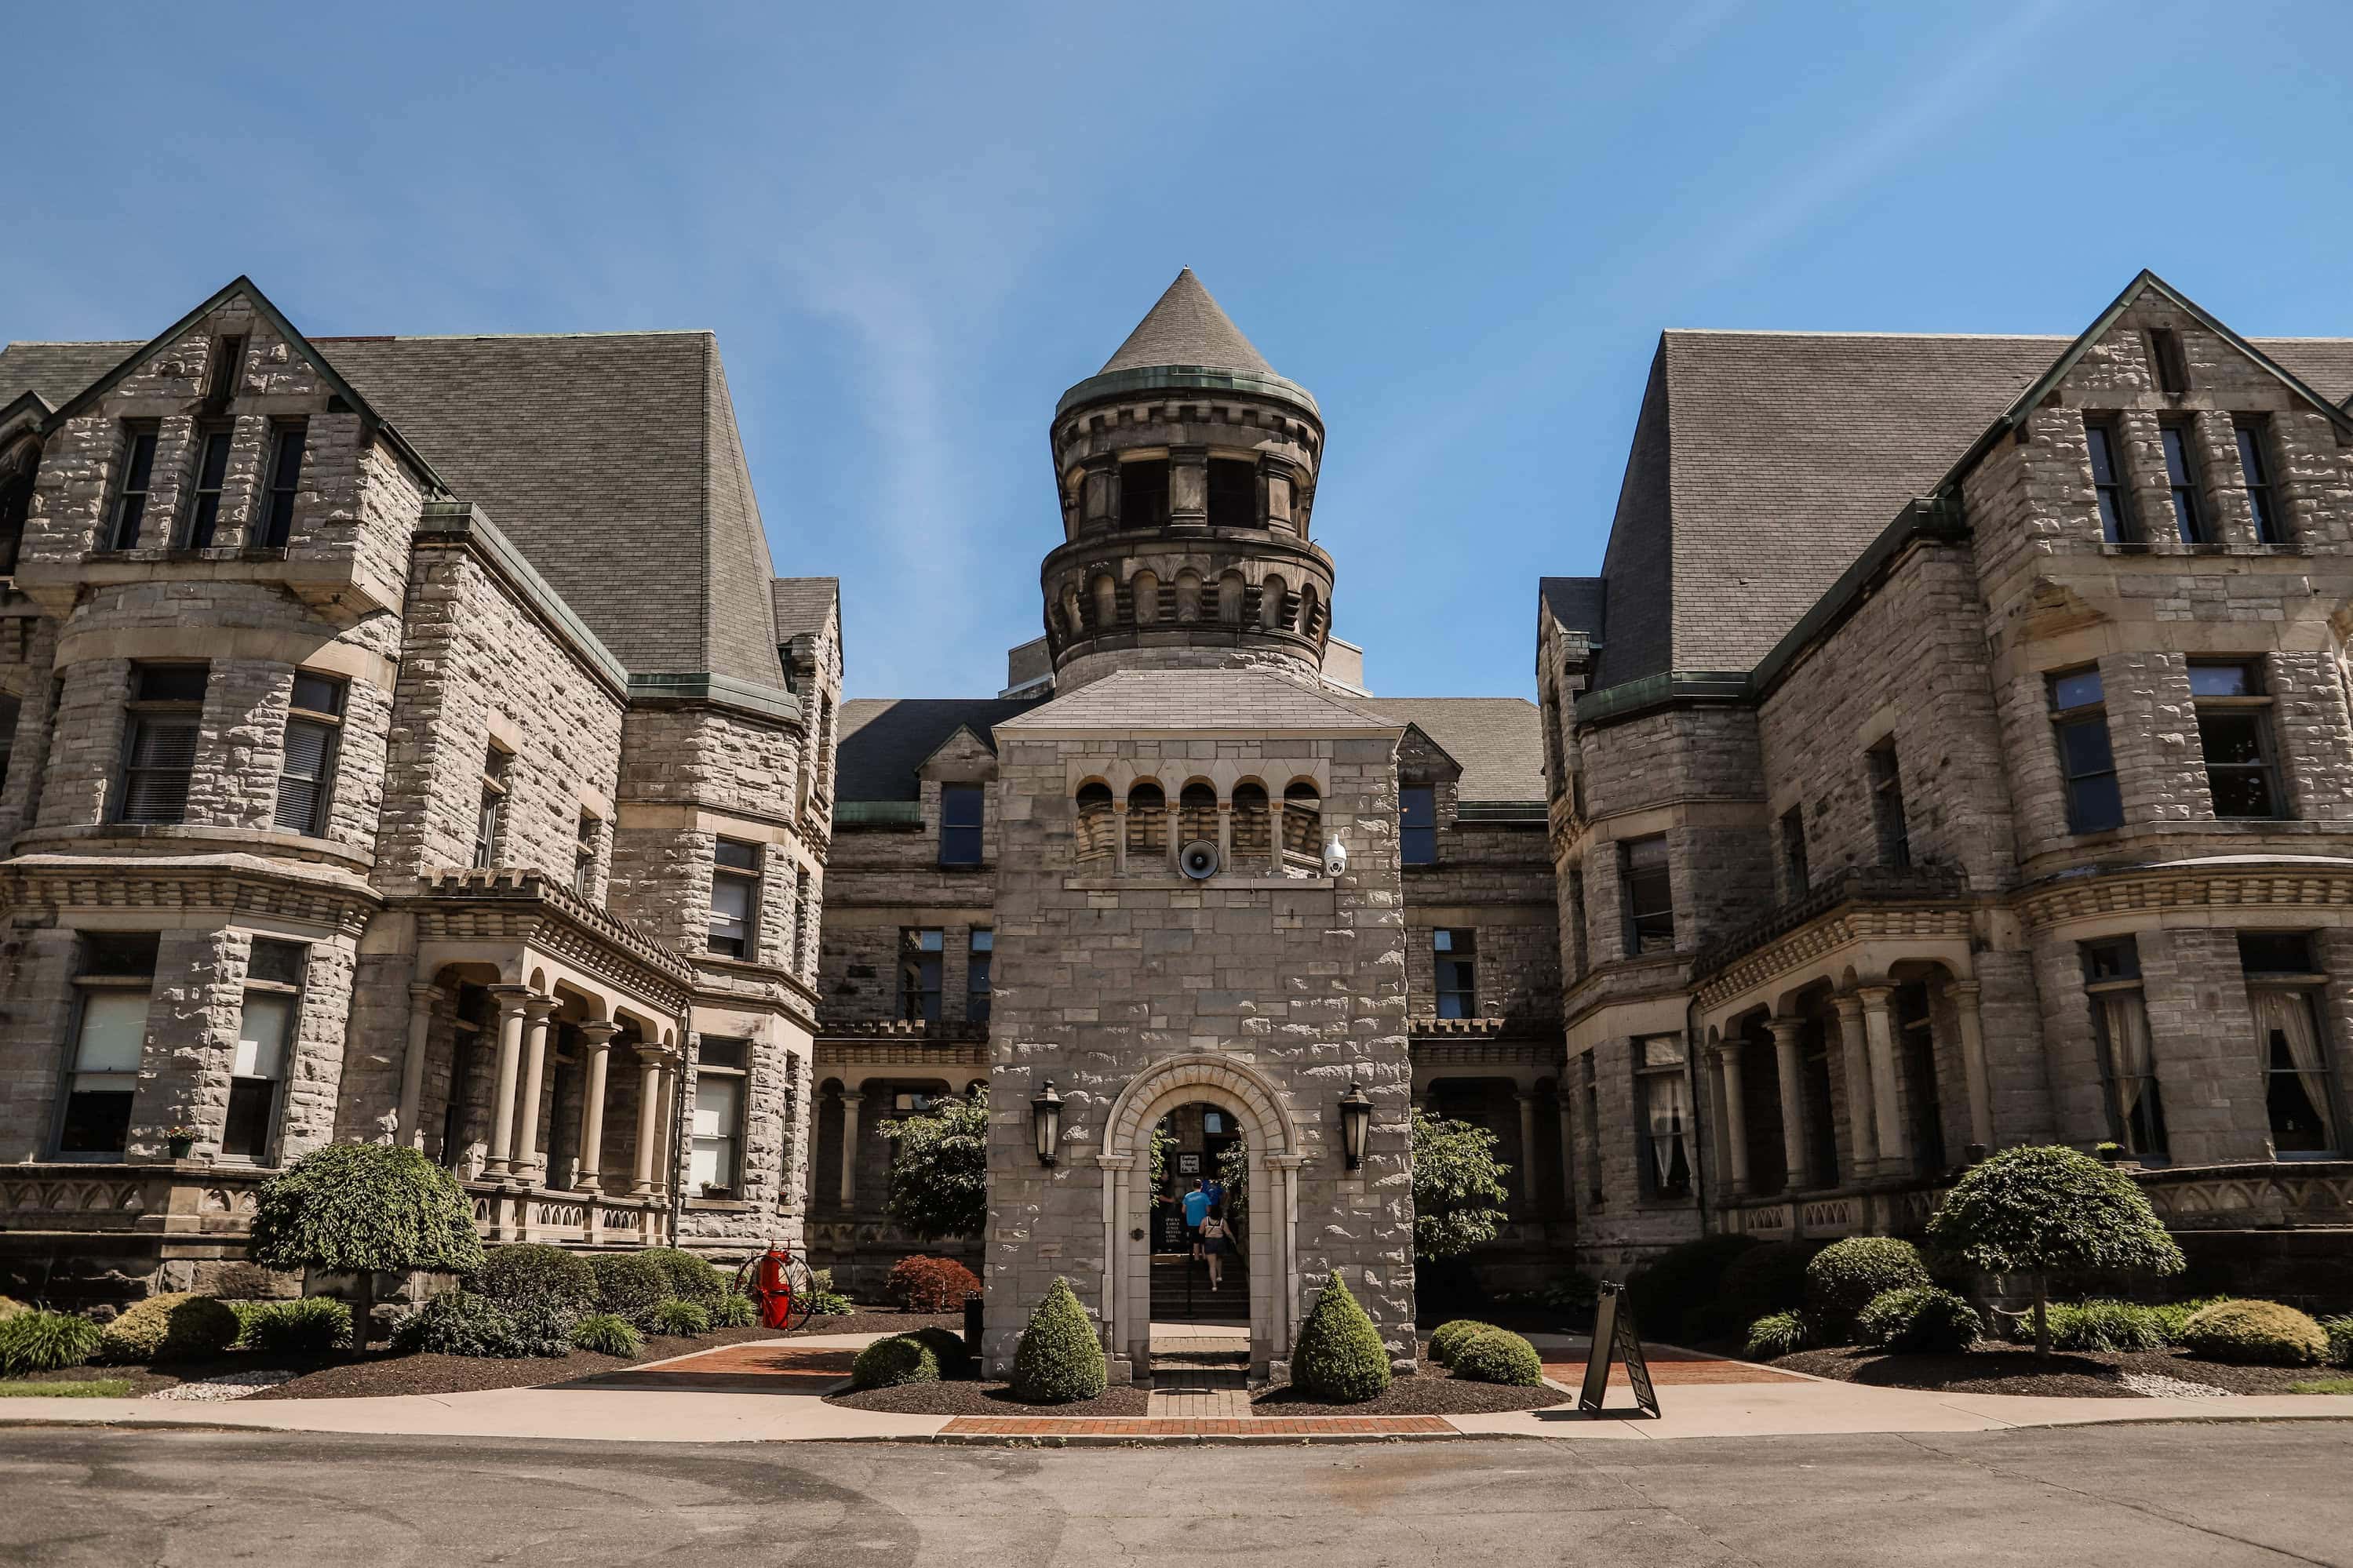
389, 1291, 523, 1358
96, 1293, 241, 1364
1717, 1242, 1823, 1331
247, 1142, 484, 1279
589, 1252, 672, 1326
805, 1291, 855, 1317
1428, 1319, 1498, 1369
2047, 1300, 2173, 1354
0, 1310, 101, 1375
1805, 1238, 1929, 1328
807, 1268, 836, 1295
1743, 1311, 1810, 1360
570, 1312, 643, 1357
908, 1324, 973, 1378
2319, 1315, 2353, 1369
2180, 1300, 2328, 1366
242, 1297, 352, 1354
475, 1244, 598, 1322
1450, 1328, 1543, 1386
649, 1299, 711, 1337
2151, 1297, 2233, 1346
887, 1255, 982, 1313
1626, 1233, 1761, 1343
1010, 1277, 1107, 1404
1856, 1286, 1981, 1355
712, 1292, 758, 1329
642, 1247, 725, 1305
851, 1333, 942, 1391
1290, 1270, 1393, 1403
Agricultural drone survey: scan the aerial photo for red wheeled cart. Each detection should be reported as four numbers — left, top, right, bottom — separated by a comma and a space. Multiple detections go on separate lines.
732, 1243, 819, 1332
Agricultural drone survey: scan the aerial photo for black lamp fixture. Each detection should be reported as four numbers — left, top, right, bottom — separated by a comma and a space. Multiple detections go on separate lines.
1339, 1080, 1373, 1171
1031, 1079, 1063, 1166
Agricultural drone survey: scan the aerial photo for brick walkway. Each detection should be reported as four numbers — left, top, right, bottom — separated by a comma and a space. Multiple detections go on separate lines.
1144, 1366, 1252, 1419
941, 1415, 1456, 1438
579, 1343, 857, 1393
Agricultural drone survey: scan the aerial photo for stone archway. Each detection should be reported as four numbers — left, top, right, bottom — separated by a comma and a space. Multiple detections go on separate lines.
1099, 1053, 1303, 1378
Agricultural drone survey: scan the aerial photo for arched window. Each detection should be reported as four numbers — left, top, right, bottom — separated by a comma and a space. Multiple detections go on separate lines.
1218, 572, 1245, 624
1259, 574, 1287, 631
1175, 572, 1202, 623
1230, 781, 1271, 867
1092, 573, 1119, 630
1282, 781, 1321, 864
1127, 780, 1167, 861
1296, 581, 1320, 638
1075, 781, 1114, 863
1062, 584, 1083, 638
0, 467, 30, 579
1178, 781, 1217, 847
1131, 569, 1160, 624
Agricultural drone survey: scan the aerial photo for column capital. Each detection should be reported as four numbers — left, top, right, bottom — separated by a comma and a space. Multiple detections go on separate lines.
523, 995, 560, 1022
634, 1042, 677, 1068
1262, 1153, 1306, 1171
1766, 1014, 1806, 1044
1830, 991, 1866, 1022
1852, 982, 1896, 1008
408, 980, 445, 1006
490, 982, 535, 1014
1949, 979, 1983, 1002
577, 1020, 621, 1047
1095, 1154, 1136, 1173
840, 1088, 866, 1105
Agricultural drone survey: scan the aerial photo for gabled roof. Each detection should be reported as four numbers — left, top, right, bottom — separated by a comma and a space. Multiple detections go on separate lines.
1099, 268, 1277, 377
836, 697, 1047, 801
1000, 669, 1397, 733
1357, 697, 1545, 802
1538, 577, 1605, 642
770, 577, 840, 646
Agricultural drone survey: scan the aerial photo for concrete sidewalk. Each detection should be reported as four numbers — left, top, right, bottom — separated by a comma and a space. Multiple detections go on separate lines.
3, 1331, 2349, 1446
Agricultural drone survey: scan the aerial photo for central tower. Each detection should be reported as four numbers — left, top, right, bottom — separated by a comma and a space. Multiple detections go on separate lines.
1041, 270, 1335, 689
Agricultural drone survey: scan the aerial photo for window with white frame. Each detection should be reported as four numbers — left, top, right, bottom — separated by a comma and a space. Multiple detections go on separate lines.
273, 672, 345, 837
1635, 1035, 1692, 1199
2241, 932, 2337, 1157
59, 933, 158, 1156
690, 1037, 750, 1197
2191, 660, 2286, 820
118, 664, 207, 824
2083, 937, 2165, 1159
472, 744, 510, 868
1433, 929, 1477, 1018
223, 940, 305, 1161
708, 839, 760, 958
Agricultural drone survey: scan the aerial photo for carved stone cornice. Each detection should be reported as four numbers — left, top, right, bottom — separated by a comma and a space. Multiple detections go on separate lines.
0, 850, 379, 937
404, 868, 695, 1012
2015, 857, 2353, 930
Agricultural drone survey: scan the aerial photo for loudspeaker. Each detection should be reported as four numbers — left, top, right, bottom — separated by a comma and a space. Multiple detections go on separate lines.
1179, 839, 1220, 880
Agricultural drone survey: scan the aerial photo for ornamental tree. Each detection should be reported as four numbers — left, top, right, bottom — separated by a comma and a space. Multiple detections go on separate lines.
1410, 1109, 1511, 1261
1925, 1144, 2184, 1355
247, 1141, 485, 1345
880, 1087, 989, 1242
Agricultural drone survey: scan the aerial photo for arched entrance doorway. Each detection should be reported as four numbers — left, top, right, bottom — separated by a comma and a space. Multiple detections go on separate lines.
1148, 1101, 1247, 1327
1101, 1053, 1301, 1378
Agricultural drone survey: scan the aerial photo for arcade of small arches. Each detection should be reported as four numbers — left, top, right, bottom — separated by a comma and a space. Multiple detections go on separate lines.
1069, 772, 1324, 873
1048, 566, 1326, 645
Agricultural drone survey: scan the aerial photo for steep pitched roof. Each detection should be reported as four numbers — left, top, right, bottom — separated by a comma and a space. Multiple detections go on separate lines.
1098, 269, 1277, 377
1359, 697, 1545, 802
769, 577, 840, 644
836, 697, 1047, 801
1539, 576, 1605, 641
1000, 669, 1397, 732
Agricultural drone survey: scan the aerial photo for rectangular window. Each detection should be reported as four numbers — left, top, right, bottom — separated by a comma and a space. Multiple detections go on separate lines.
59, 933, 158, 1156
2085, 420, 2136, 544
2159, 424, 2206, 544
1867, 741, 1911, 868
1206, 458, 1258, 529
573, 813, 599, 900
1621, 835, 1674, 955
2049, 667, 2123, 833
109, 424, 160, 549
1635, 1035, 1692, 1199
1118, 459, 1169, 529
2240, 933, 2337, 1157
2083, 937, 2166, 1159
1580, 1054, 1603, 1207
203, 336, 244, 409
967, 930, 993, 1024
898, 928, 944, 1024
939, 783, 983, 867
708, 838, 760, 959
691, 1038, 750, 1196
257, 421, 305, 548
2148, 327, 2191, 395
2236, 420, 2285, 544
1567, 866, 1589, 979
1779, 806, 1808, 896
472, 744, 510, 868
223, 940, 305, 1161
273, 672, 344, 837
1433, 929, 1477, 1018
118, 664, 207, 824
1400, 785, 1437, 866
2191, 660, 2284, 820
184, 427, 233, 548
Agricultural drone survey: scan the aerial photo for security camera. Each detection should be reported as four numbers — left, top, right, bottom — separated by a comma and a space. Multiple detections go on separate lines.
1179, 839, 1220, 880
1322, 835, 1348, 879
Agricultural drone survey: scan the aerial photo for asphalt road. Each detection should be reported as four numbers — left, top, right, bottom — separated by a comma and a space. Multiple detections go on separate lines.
2, 1421, 2348, 1566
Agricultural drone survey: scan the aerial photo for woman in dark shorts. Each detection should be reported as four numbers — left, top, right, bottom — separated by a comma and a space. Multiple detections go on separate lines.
1197, 1203, 1235, 1291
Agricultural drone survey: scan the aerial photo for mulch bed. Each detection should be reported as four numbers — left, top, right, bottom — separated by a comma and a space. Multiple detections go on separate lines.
828, 1380, 1151, 1417
1254, 1336, 1571, 1416
1775, 1343, 2327, 1398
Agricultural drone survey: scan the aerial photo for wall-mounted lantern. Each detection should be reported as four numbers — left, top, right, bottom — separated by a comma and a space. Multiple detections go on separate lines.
1031, 1079, 1063, 1166
1339, 1080, 1373, 1171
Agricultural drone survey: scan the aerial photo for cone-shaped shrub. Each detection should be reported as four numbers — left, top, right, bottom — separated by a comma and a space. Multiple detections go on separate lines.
1290, 1270, 1392, 1403
1428, 1319, 1498, 1368
852, 1333, 942, 1390
1451, 1328, 1543, 1386
1011, 1277, 1105, 1404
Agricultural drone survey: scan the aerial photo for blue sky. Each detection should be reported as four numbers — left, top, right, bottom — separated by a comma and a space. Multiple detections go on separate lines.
8, 3, 2351, 699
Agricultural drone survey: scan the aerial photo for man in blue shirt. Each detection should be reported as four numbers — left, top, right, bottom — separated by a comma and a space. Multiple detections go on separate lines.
1181, 1178, 1211, 1257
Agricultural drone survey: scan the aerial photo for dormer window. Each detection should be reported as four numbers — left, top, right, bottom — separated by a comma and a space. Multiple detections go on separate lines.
257, 421, 305, 549
109, 424, 160, 549
2159, 424, 2206, 544
203, 336, 244, 411
2148, 327, 2191, 395
939, 784, 984, 866
1400, 786, 1436, 866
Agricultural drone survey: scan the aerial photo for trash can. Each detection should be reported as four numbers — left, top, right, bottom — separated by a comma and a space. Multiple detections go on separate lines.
963, 1292, 984, 1355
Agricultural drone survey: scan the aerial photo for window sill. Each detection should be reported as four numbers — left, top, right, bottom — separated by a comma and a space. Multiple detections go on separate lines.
686, 1197, 752, 1211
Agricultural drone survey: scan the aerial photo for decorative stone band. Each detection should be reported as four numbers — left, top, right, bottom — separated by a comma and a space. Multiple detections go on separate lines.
0, 849, 379, 937
2015, 857, 2353, 930
817, 1019, 989, 1043
1409, 1036, 1561, 1071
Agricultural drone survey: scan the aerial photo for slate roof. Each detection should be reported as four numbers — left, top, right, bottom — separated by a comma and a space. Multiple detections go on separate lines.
769, 577, 840, 645
1592, 329, 2353, 690
1360, 697, 1545, 802
1538, 576, 1605, 642
1000, 670, 1398, 731
836, 697, 1046, 801
1098, 269, 1277, 377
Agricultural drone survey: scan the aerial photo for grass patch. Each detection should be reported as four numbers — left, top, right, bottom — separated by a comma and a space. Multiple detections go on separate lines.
0, 1377, 134, 1398
2286, 1377, 2353, 1395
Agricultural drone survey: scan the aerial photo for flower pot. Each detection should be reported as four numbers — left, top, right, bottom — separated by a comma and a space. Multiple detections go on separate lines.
166, 1137, 195, 1160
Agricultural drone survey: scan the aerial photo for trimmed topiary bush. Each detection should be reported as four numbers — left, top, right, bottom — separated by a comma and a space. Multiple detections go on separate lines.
1805, 1238, 1929, 1331
96, 1293, 242, 1364
390, 1291, 523, 1358
247, 1142, 484, 1344
851, 1333, 941, 1391
712, 1292, 758, 1329
1856, 1286, 1982, 1355
475, 1244, 598, 1322
2320, 1315, 2353, 1369
590, 1252, 672, 1327
1291, 1270, 1393, 1403
643, 1248, 725, 1305
887, 1255, 982, 1313
570, 1312, 643, 1357
1743, 1310, 1810, 1360
649, 1299, 711, 1337
241, 1297, 353, 1354
1450, 1327, 1543, 1386
0, 1309, 101, 1374
1011, 1277, 1107, 1404
908, 1324, 973, 1378
1627, 1233, 1761, 1344
2179, 1300, 2328, 1366
1428, 1319, 1499, 1369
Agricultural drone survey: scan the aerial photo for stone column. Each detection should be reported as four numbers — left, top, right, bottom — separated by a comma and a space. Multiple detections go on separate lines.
395, 981, 442, 1148
1168, 446, 1208, 530
1216, 799, 1233, 870
1097, 1153, 1132, 1372
1112, 800, 1128, 875
574, 1020, 618, 1191
632, 1046, 665, 1197
1556, 1097, 1577, 1217
510, 997, 558, 1186
1513, 1088, 1539, 1209
653, 1060, 679, 1201
1950, 980, 1995, 1154
838, 1089, 865, 1210
1081, 455, 1117, 529
1717, 1045, 1752, 1197
483, 985, 533, 1180
1856, 984, 1908, 1175
1769, 1015, 1810, 1190
1831, 993, 1878, 1180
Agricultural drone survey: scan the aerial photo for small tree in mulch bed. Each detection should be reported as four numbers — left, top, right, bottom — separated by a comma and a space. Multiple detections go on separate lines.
1011, 1277, 1105, 1405
248, 1142, 484, 1346
1926, 1144, 2184, 1357
1411, 1111, 1511, 1263
1291, 1270, 1392, 1404
887, 1256, 982, 1314
880, 1089, 990, 1242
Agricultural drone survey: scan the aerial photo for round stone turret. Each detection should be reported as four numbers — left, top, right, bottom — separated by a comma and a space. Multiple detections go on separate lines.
1041, 270, 1334, 689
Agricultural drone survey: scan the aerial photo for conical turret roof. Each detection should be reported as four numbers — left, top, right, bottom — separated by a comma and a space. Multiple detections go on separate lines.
1099, 268, 1277, 377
